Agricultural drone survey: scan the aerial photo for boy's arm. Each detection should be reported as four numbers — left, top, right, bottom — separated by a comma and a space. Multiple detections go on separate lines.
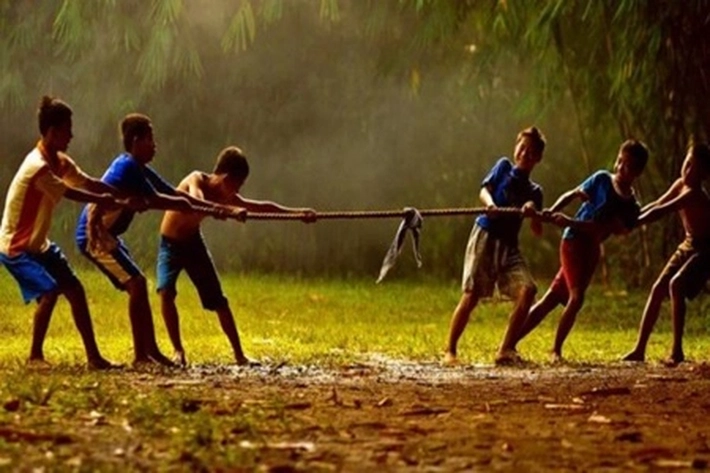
546, 212, 598, 232
479, 186, 496, 208
231, 194, 316, 222
64, 187, 121, 208
638, 186, 692, 226
76, 178, 148, 211
640, 178, 683, 213
547, 188, 585, 213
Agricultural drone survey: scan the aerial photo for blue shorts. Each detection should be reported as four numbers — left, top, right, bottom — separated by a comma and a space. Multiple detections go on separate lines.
156, 233, 227, 311
0, 243, 80, 303
78, 237, 141, 290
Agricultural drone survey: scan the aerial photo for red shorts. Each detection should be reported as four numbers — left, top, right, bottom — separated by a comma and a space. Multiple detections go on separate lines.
547, 236, 600, 303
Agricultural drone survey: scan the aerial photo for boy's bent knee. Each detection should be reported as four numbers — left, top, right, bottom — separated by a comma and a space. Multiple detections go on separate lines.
158, 287, 177, 302
519, 283, 537, 300
125, 275, 148, 295
668, 275, 687, 299
459, 291, 478, 309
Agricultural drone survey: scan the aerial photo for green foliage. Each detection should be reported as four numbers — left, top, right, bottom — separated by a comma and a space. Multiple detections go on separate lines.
1, 0, 709, 280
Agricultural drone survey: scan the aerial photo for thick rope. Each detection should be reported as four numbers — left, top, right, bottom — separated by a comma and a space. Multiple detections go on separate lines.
243, 207, 525, 221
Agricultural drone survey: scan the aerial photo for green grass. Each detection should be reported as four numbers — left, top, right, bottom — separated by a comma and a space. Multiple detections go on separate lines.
1, 270, 710, 470
1, 268, 710, 366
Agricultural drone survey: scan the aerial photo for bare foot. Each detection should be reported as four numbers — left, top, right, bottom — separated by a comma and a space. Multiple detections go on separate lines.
26, 358, 52, 370
549, 352, 564, 365
621, 350, 645, 362
236, 356, 260, 367
88, 357, 123, 371
495, 350, 524, 366
442, 352, 459, 367
173, 351, 187, 367
148, 351, 177, 368
662, 353, 685, 367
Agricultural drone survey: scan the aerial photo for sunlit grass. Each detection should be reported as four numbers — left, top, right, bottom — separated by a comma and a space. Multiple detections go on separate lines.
1, 269, 710, 366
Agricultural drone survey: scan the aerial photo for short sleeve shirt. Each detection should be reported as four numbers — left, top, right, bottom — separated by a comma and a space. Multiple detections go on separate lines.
75, 153, 177, 245
0, 145, 88, 256
563, 170, 640, 240
475, 157, 543, 246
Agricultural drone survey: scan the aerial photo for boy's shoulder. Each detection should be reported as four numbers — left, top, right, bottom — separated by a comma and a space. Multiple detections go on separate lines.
494, 156, 513, 169
589, 169, 613, 180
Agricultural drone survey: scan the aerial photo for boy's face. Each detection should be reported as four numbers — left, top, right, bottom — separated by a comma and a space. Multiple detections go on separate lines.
221, 175, 244, 196
613, 151, 641, 184
513, 136, 542, 172
46, 119, 73, 153
132, 127, 156, 164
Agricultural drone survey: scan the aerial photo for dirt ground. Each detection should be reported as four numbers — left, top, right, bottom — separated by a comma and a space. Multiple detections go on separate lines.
5, 357, 710, 471
157, 357, 710, 471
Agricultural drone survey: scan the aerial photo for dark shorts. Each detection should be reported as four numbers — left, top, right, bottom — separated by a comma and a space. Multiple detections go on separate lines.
657, 238, 710, 300
548, 235, 600, 303
79, 237, 141, 290
461, 224, 536, 298
156, 233, 227, 311
0, 243, 80, 303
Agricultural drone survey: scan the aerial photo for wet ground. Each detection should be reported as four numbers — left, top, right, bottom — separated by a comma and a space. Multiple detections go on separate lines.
133, 357, 710, 471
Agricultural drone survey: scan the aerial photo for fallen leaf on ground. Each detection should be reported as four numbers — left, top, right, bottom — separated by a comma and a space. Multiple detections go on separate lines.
239, 440, 315, 452
587, 414, 612, 424
544, 404, 587, 410
580, 386, 631, 396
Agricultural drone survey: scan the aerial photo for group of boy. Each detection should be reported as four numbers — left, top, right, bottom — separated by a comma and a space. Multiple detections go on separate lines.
444, 127, 710, 367
2, 97, 709, 370
0, 96, 314, 369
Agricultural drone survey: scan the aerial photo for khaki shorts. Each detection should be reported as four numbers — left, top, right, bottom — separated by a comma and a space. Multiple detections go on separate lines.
657, 238, 710, 300
461, 224, 536, 298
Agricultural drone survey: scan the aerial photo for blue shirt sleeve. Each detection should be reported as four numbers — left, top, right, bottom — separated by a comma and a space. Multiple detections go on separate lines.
144, 166, 177, 196
103, 155, 157, 197
481, 157, 512, 190
578, 171, 608, 200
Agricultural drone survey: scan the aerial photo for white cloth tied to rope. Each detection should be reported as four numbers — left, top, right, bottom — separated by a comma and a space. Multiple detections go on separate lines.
376, 207, 423, 283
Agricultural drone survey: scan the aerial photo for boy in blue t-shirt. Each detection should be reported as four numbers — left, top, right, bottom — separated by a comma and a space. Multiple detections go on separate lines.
513, 139, 648, 362
444, 127, 546, 366
75, 113, 243, 367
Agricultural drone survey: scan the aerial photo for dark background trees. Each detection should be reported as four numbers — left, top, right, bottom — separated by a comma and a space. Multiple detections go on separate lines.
1, 0, 708, 285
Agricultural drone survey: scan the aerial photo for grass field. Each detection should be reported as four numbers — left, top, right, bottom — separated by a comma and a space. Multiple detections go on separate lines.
1, 268, 709, 367
2, 270, 710, 471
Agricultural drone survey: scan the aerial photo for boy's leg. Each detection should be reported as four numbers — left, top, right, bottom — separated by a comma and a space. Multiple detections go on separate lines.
551, 237, 599, 360
514, 287, 565, 345
445, 291, 480, 363
666, 251, 709, 365
445, 224, 493, 364
621, 276, 670, 361
182, 234, 252, 365
159, 289, 186, 365
551, 288, 586, 360
36, 245, 116, 368
63, 282, 117, 369
622, 245, 689, 361
125, 275, 173, 366
668, 274, 687, 365
156, 236, 186, 365
215, 304, 249, 364
514, 240, 570, 346
0, 250, 61, 364
496, 248, 537, 362
30, 291, 59, 362
83, 241, 173, 367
